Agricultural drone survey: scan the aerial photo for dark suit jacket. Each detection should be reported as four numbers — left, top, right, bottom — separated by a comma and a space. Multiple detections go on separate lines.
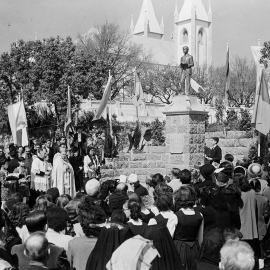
209, 145, 222, 164
180, 54, 194, 75
7, 158, 20, 173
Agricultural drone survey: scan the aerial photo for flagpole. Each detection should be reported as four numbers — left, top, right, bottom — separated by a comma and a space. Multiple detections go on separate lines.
109, 70, 113, 138
134, 68, 139, 121
225, 43, 229, 107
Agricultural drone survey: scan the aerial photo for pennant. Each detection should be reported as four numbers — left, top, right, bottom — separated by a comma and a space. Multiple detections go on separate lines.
93, 75, 113, 121
132, 71, 145, 107
64, 86, 72, 136
191, 78, 205, 93
251, 69, 270, 135
225, 44, 230, 106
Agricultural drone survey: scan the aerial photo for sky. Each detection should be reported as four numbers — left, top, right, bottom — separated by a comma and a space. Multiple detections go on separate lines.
0, 0, 270, 66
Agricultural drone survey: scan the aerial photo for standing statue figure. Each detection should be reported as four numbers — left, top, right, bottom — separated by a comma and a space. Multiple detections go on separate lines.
180, 46, 194, 96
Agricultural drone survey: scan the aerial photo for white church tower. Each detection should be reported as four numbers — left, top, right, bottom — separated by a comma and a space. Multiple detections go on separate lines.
174, 0, 212, 66
131, 0, 164, 40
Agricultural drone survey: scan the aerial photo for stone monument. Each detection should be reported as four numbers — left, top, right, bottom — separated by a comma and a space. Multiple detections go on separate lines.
163, 48, 207, 171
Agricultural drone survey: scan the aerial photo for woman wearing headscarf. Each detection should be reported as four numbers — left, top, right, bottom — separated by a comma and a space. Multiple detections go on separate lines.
196, 228, 224, 270
85, 221, 133, 270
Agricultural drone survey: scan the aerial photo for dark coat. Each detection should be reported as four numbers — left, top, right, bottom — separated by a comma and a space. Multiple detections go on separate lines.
209, 145, 222, 164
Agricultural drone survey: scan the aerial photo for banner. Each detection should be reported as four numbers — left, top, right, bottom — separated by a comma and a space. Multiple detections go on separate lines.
8, 99, 28, 146
64, 86, 72, 136
132, 71, 145, 107
93, 75, 113, 121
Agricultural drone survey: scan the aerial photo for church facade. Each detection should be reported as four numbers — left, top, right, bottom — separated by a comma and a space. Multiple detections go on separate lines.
130, 0, 213, 67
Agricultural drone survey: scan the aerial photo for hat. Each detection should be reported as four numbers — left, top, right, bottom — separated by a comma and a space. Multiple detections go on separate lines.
128, 173, 138, 183
200, 164, 215, 178
216, 172, 229, 184
119, 175, 127, 183
248, 163, 262, 177
85, 178, 100, 196
234, 166, 247, 176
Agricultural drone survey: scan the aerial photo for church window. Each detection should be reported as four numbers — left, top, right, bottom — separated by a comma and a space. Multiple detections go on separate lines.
182, 29, 188, 43
198, 29, 203, 44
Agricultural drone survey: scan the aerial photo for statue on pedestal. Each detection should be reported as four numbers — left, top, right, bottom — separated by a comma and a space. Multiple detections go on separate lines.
180, 46, 194, 96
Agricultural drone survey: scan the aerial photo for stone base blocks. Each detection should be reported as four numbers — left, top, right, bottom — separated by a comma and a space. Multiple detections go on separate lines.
163, 95, 207, 174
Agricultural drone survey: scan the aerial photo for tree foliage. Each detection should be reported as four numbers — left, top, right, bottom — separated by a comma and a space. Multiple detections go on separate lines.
76, 22, 149, 100
140, 64, 180, 104
260, 41, 270, 68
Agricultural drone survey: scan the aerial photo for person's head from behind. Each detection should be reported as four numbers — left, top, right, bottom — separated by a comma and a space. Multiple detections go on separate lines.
24, 232, 50, 264
56, 195, 70, 208
78, 197, 106, 238
46, 188, 60, 204
223, 227, 243, 243
249, 178, 261, 193
236, 158, 249, 169
85, 178, 100, 197
109, 189, 129, 212
153, 183, 173, 212
111, 210, 127, 224
211, 137, 219, 147
171, 168, 181, 179
26, 210, 47, 234
219, 241, 254, 270
148, 173, 164, 188
174, 185, 196, 211
116, 183, 128, 193
219, 162, 234, 178
180, 169, 192, 185
10, 192, 24, 203
225, 154, 234, 163
8, 202, 30, 228
46, 207, 69, 233
34, 195, 52, 212
128, 200, 141, 221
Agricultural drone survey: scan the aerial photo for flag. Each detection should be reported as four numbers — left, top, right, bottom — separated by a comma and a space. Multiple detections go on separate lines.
8, 99, 28, 146
225, 44, 230, 106
132, 70, 145, 107
64, 86, 72, 136
251, 69, 270, 135
93, 75, 113, 121
191, 78, 205, 92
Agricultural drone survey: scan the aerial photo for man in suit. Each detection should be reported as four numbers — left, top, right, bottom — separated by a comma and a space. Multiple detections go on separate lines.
205, 137, 222, 166
24, 232, 50, 270
73, 126, 87, 156
180, 46, 194, 96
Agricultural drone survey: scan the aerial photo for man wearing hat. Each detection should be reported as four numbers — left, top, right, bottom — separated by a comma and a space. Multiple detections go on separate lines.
69, 147, 84, 192
128, 174, 148, 197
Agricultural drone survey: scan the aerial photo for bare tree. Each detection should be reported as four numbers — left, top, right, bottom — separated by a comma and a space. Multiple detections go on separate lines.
76, 22, 151, 100
228, 56, 256, 107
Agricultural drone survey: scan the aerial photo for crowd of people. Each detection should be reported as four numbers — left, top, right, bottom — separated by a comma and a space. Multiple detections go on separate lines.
0, 135, 269, 270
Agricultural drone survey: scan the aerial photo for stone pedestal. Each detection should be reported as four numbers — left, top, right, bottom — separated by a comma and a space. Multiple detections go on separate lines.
163, 95, 208, 172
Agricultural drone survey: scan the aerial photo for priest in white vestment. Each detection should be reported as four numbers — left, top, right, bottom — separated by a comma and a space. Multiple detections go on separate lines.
52, 144, 76, 198
31, 149, 51, 192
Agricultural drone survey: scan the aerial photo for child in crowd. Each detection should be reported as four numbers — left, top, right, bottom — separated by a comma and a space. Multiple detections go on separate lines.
225, 153, 234, 163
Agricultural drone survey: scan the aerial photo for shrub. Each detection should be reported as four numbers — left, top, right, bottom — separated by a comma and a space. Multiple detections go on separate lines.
239, 109, 252, 131
149, 118, 165, 146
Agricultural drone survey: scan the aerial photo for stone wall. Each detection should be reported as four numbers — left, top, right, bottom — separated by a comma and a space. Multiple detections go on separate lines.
100, 146, 166, 182
205, 131, 256, 162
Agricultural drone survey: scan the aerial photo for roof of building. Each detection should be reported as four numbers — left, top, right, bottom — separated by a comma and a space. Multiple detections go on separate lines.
134, 0, 162, 35
178, 0, 209, 23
